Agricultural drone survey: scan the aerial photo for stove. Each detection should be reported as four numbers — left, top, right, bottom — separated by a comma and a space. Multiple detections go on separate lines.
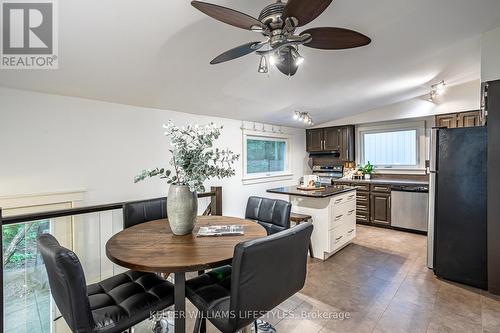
312, 165, 344, 185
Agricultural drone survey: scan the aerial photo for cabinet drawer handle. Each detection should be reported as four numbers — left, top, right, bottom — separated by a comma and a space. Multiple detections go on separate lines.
335, 235, 343, 241
335, 214, 344, 220
347, 195, 355, 200
374, 186, 388, 191
335, 198, 343, 204
348, 209, 355, 215
347, 229, 355, 234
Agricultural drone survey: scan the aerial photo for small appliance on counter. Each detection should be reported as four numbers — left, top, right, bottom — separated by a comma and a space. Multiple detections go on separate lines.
312, 164, 344, 185
301, 175, 320, 188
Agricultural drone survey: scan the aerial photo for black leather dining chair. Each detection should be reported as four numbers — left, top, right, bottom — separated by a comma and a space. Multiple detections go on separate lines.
122, 197, 167, 229
37, 234, 175, 333
186, 222, 313, 333
245, 196, 292, 235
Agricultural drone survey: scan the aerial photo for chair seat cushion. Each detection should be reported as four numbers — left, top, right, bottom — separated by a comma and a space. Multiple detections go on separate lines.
186, 266, 234, 332
87, 271, 174, 332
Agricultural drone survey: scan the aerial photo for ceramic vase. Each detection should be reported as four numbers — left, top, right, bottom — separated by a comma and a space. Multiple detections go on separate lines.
167, 184, 198, 235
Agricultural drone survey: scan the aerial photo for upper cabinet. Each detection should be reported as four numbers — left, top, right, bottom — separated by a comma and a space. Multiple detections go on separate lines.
323, 127, 341, 151
306, 128, 324, 152
306, 125, 355, 161
436, 111, 483, 129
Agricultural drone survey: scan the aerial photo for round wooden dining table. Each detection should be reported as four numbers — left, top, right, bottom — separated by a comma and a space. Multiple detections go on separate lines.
106, 216, 267, 333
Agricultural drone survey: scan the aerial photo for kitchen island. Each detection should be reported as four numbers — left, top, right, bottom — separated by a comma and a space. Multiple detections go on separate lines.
267, 185, 357, 260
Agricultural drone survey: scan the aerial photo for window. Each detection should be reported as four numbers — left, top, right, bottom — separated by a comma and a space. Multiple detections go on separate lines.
0, 192, 84, 333
359, 121, 425, 170
246, 139, 286, 174
242, 130, 292, 184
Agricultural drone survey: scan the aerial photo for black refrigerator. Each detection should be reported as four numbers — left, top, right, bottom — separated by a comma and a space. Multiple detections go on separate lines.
432, 126, 488, 289
487, 79, 500, 294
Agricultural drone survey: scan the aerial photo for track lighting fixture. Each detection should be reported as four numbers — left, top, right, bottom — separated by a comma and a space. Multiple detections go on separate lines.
294, 111, 313, 125
428, 80, 446, 101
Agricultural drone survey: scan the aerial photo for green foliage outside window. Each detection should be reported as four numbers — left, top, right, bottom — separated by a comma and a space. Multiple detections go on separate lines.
247, 139, 286, 174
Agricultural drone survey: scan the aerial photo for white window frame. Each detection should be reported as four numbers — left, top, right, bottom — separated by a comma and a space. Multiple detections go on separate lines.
357, 120, 427, 174
242, 129, 293, 185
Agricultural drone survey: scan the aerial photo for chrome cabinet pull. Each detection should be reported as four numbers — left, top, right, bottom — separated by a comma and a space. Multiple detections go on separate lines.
335, 198, 343, 204
335, 235, 343, 241
348, 209, 355, 215
335, 214, 343, 220
348, 229, 355, 234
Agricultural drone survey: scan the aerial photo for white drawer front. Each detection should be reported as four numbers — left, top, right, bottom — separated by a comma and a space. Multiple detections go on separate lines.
345, 191, 356, 203
332, 191, 355, 206
328, 219, 356, 253
345, 222, 356, 241
329, 227, 348, 252
329, 199, 356, 230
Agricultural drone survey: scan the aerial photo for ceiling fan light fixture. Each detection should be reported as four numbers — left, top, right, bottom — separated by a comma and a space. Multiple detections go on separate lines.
295, 55, 304, 66
291, 48, 304, 66
269, 53, 277, 66
191, 0, 371, 77
258, 55, 268, 73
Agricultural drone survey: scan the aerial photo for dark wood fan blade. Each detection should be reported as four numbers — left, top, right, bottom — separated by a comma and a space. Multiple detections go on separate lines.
282, 0, 333, 27
301, 27, 371, 50
210, 41, 264, 64
191, 1, 265, 31
275, 47, 299, 76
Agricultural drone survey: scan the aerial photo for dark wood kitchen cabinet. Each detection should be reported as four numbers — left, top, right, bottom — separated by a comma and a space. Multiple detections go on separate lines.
436, 111, 483, 128
323, 127, 341, 150
459, 111, 482, 127
306, 125, 355, 162
306, 128, 324, 152
339, 126, 355, 161
370, 192, 391, 225
336, 182, 391, 226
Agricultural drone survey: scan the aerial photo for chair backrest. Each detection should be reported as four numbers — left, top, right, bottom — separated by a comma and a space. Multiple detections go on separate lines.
122, 197, 167, 229
37, 234, 95, 332
229, 222, 313, 331
245, 196, 291, 235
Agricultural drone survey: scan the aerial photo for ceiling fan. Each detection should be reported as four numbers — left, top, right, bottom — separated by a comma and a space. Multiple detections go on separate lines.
191, 0, 372, 76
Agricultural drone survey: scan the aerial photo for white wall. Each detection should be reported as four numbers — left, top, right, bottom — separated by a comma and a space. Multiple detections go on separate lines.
481, 26, 500, 82
316, 80, 480, 127
0, 87, 307, 218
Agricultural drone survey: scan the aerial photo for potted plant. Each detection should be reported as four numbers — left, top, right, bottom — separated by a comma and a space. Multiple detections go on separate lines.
135, 121, 239, 235
362, 162, 374, 180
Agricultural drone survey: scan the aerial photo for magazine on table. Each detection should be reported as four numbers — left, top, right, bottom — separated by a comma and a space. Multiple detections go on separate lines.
197, 225, 245, 237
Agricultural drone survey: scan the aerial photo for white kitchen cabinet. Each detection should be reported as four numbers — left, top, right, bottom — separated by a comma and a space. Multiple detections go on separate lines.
289, 190, 357, 260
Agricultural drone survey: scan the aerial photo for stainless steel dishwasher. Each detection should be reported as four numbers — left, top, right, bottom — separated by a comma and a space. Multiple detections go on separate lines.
391, 184, 429, 232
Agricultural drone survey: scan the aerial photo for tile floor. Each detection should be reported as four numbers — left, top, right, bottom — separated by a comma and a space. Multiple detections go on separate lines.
138, 225, 500, 333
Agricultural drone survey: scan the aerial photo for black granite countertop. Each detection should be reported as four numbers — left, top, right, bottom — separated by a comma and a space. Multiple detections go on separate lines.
267, 185, 357, 198
333, 178, 429, 186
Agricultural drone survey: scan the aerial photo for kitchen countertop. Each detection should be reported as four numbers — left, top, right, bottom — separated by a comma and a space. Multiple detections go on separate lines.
267, 185, 356, 198
333, 178, 429, 186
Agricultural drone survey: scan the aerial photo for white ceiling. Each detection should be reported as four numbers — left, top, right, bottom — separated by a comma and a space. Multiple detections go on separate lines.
1, 0, 500, 127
